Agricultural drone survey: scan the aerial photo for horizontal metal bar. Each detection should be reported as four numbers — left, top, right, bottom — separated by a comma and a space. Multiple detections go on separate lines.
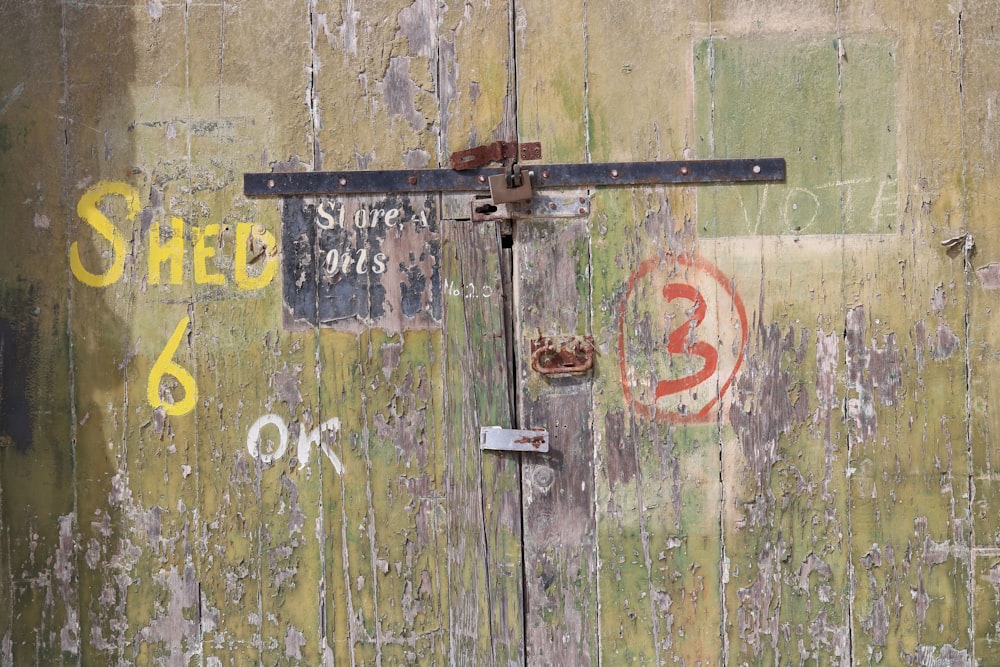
244, 158, 785, 196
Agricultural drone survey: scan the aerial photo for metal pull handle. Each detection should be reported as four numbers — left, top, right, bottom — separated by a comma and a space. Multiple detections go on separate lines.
530, 335, 596, 375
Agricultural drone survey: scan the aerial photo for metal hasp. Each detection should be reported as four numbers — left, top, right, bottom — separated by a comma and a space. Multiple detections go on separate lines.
480, 427, 550, 453
243, 158, 785, 197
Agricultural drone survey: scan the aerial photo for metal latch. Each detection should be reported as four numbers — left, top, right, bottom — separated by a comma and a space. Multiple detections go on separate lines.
450, 141, 542, 170
480, 427, 549, 452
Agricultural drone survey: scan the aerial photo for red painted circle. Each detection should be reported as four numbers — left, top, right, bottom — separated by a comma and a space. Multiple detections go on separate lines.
617, 253, 748, 424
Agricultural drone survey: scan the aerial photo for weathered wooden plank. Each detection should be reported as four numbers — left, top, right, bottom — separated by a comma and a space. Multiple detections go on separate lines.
516, 1, 587, 162
711, 236, 850, 664
439, 3, 524, 663
441, 221, 524, 665
841, 1, 971, 662
441, 1, 512, 160
304, 3, 462, 664
515, 3, 598, 664
581, 1, 721, 664
58, 2, 149, 662
317, 331, 366, 664
0, 0, 77, 663
845, 239, 970, 665
592, 191, 729, 665
365, 328, 448, 664
99, 5, 204, 660
692, 17, 860, 662
181, 1, 315, 662
959, 0, 1000, 662
514, 217, 598, 664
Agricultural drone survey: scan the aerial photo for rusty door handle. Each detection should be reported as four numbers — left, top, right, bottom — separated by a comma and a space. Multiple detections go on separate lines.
530, 335, 595, 375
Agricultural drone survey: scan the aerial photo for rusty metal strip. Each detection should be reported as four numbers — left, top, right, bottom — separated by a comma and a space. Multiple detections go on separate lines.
244, 158, 785, 196
449, 141, 542, 170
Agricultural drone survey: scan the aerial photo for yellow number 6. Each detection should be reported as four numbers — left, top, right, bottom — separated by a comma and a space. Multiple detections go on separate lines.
147, 316, 198, 416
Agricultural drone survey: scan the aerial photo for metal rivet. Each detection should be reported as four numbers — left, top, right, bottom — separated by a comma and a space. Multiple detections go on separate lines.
578, 207, 587, 214
752, 164, 762, 174
579, 197, 586, 203
541, 170, 550, 179
680, 165, 689, 176
478, 175, 487, 183
338, 177, 347, 186
408, 176, 418, 185
549, 202, 557, 210
526, 209, 532, 215
610, 169, 619, 178
266, 179, 275, 189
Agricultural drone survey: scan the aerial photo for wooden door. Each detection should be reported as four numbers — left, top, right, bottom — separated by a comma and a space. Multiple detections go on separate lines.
1, 1, 997, 665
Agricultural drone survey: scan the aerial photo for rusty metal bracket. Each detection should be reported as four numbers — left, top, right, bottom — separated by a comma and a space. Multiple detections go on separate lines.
480, 427, 549, 453
243, 158, 785, 197
449, 141, 543, 170
530, 335, 596, 375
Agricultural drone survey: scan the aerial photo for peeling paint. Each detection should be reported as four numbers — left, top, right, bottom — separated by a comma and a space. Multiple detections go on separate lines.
139, 565, 200, 666
907, 644, 974, 666
846, 306, 901, 444
273, 364, 303, 414
729, 320, 810, 492
397, 0, 436, 58
976, 262, 1000, 288
146, 0, 163, 21
377, 57, 426, 131
56, 514, 80, 655
931, 322, 960, 360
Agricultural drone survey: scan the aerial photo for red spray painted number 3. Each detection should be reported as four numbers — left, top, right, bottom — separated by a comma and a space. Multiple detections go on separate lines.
618, 254, 748, 424
655, 283, 719, 398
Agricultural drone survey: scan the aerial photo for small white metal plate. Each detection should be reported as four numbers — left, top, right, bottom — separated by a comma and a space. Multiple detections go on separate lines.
479, 427, 549, 453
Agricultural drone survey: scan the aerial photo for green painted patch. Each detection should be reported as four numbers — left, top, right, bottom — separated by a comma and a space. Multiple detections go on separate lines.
695, 37, 897, 236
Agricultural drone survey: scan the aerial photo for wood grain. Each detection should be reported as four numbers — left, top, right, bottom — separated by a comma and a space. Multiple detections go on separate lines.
5, 0, 1000, 664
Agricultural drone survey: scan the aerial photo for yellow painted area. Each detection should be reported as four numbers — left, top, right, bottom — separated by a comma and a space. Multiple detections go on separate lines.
148, 216, 184, 285
71, 184, 277, 291
192, 223, 225, 285
145, 315, 197, 416
69, 181, 139, 287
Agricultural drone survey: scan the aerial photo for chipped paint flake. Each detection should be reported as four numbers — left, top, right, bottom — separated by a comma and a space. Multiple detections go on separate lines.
377, 57, 426, 131
976, 262, 1000, 288
397, 0, 436, 57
